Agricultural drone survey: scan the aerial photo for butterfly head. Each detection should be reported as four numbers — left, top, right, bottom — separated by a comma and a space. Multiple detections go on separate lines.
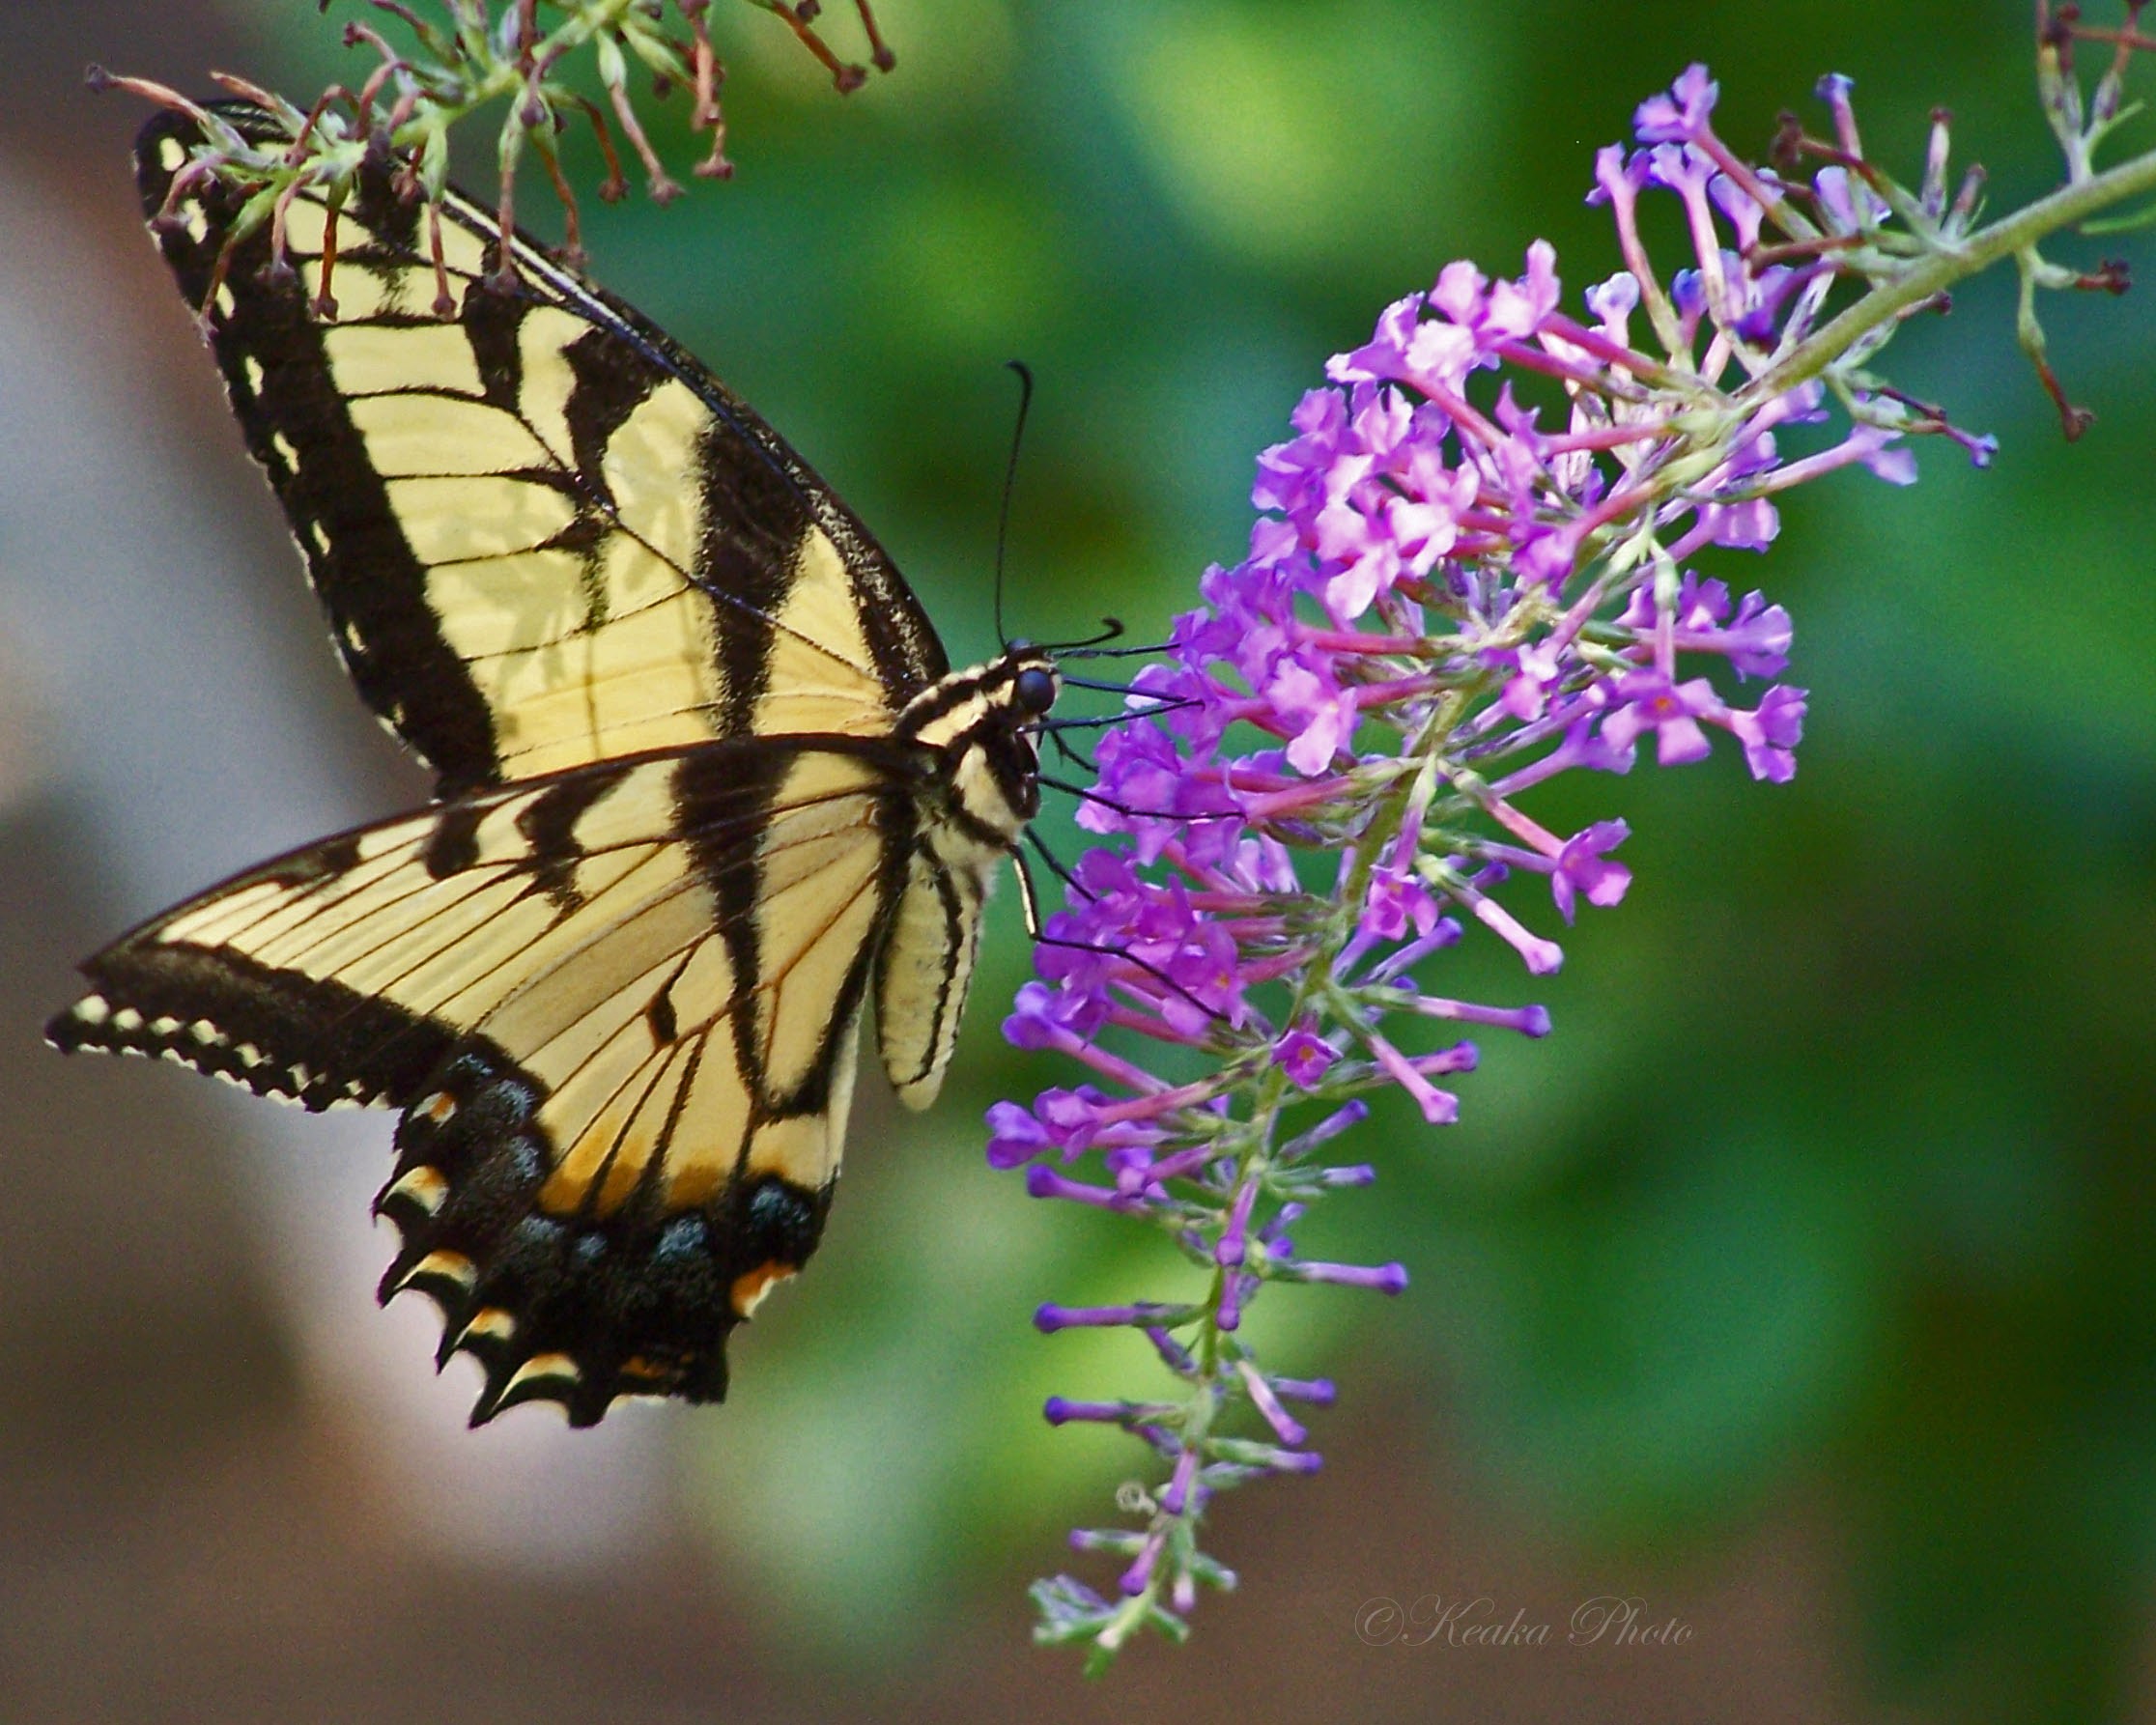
966, 643, 1063, 758
899, 645, 1060, 841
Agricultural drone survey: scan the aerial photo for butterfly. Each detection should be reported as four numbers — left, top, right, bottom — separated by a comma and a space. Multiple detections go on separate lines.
46, 105, 1064, 1427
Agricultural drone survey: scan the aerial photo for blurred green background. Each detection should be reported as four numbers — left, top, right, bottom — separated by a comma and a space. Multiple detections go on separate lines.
1, 1, 2152, 1719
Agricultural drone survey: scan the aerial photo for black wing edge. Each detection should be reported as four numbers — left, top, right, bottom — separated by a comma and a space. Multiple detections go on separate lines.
133, 105, 509, 793
50, 936, 837, 1425
43, 825, 461, 1112
377, 1040, 836, 1427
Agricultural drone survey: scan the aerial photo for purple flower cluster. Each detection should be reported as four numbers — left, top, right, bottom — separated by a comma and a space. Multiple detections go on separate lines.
1007, 64, 2007, 1666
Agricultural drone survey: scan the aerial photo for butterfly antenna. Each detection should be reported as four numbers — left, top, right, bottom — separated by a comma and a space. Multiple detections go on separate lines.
1037, 773, 1177, 822
1026, 827, 1087, 894
1045, 617, 1126, 654
1011, 852, 1233, 1029
1057, 638, 1171, 661
995, 359, 1035, 650
1060, 673, 1156, 697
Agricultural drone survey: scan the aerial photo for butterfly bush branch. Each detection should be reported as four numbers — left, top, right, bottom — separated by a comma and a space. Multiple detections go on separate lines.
86, 0, 894, 289
1005, 29, 2156, 1672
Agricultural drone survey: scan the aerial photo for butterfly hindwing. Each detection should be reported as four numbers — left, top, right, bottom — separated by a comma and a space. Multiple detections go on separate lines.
49, 738, 925, 1423
134, 107, 948, 794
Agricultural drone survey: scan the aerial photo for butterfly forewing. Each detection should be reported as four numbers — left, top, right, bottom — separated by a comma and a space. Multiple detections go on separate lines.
134, 106, 947, 794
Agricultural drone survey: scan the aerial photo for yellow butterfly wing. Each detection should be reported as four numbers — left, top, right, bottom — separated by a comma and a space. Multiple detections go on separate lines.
49, 739, 919, 1424
137, 106, 948, 794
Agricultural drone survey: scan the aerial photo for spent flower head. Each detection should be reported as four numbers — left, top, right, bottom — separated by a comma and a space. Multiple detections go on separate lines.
92, 0, 896, 302
1004, 32, 2156, 1670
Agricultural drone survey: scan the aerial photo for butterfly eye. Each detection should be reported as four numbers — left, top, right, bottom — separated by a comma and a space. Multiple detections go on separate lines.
1014, 666, 1057, 716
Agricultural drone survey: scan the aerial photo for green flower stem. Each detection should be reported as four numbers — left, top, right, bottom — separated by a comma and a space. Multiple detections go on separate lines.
1535, 137, 2156, 592
114, 0, 894, 252
1748, 140, 2156, 406
1070, 697, 1470, 1662
383, 0, 687, 187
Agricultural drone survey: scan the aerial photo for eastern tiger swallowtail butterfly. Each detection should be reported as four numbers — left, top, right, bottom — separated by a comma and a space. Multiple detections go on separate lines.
46, 106, 1063, 1427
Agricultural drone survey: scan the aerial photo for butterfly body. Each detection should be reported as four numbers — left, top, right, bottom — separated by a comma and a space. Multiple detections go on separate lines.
47, 107, 1055, 1426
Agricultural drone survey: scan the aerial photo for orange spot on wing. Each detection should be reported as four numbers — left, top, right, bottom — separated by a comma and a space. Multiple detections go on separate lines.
729, 1260, 798, 1318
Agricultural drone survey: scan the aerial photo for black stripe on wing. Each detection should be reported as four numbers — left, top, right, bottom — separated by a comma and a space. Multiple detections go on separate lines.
46, 936, 466, 1112
137, 119, 501, 788
373, 744, 920, 1426
416, 161, 955, 715
427, 156, 951, 710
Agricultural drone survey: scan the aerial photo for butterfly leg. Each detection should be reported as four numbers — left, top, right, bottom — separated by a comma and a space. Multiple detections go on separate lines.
1009, 848, 1231, 1029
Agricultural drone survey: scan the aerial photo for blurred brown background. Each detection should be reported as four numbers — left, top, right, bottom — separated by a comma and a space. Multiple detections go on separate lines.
3, 3, 2154, 1720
